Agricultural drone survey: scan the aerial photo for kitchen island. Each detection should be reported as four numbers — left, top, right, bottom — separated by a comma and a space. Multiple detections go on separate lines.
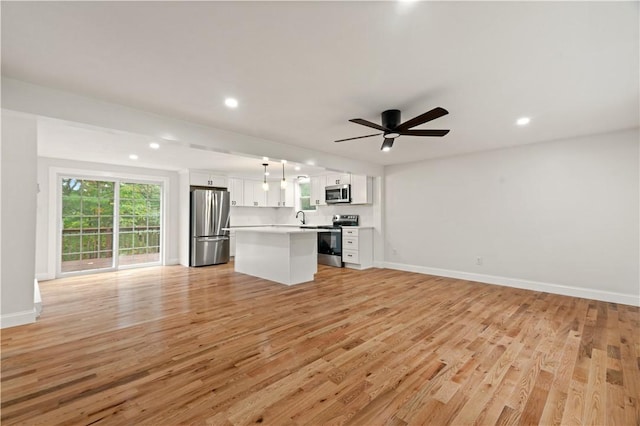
229, 226, 319, 285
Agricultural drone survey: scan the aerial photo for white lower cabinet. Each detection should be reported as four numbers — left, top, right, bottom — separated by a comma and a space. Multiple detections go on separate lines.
342, 227, 373, 270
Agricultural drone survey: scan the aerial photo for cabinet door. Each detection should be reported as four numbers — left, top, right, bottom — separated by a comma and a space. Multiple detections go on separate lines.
242, 180, 255, 206
253, 180, 267, 207
210, 176, 228, 188
190, 172, 227, 188
228, 178, 244, 206
350, 175, 372, 204
189, 172, 210, 187
280, 181, 295, 207
310, 176, 326, 206
266, 182, 281, 207
325, 173, 351, 186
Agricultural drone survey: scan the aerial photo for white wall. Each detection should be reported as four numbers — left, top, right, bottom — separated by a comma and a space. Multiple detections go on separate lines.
36, 157, 181, 280
1, 112, 38, 327
384, 129, 639, 305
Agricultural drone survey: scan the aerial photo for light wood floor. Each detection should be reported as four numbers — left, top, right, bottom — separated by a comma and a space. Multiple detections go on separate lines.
1, 264, 638, 425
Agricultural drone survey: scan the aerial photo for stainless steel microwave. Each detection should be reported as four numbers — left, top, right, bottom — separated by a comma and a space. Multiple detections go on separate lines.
325, 184, 351, 204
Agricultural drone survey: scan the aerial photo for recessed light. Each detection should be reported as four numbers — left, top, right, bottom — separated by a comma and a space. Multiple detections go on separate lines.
149, 142, 160, 149
516, 117, 531, 126
306, 160, 315, 166
129, 154, 138, 160
294, 166, 301, 171
262, 156, 269, 161
281, 159, 287, 164
382, 147, 391, 152
225, 97, 238, 108
264, 172, 270, 176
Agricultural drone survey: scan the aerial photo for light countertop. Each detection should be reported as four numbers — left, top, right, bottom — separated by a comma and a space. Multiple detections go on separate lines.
224, 226, 319, 234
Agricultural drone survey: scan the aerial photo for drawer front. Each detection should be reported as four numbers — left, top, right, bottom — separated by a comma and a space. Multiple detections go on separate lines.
342, 228, 359, 237
343, 236, 359, 249
343, 249, 360, 264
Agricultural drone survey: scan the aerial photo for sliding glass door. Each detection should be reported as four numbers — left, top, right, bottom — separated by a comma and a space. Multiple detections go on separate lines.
60, 177, 162, 275
118, 182, 161, 266
61, 178, 115, 273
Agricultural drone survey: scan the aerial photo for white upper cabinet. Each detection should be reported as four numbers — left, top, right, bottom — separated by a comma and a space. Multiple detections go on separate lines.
308, 173, 372, 205
280, 181, 295, 207
228, 178, 244, 207
190, 171, 227, 188
310, 176, 326, 206
243, 180, 266, 207
324, 173, 351, 186
266, 182, 281, 207
350, 175, 373, 204
229, 178, 293, 208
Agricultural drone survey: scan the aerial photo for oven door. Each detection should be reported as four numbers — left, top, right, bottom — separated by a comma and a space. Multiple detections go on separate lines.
317, 229, 343, 267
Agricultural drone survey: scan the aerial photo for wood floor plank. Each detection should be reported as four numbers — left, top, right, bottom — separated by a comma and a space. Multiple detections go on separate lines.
1, 263, 638, 425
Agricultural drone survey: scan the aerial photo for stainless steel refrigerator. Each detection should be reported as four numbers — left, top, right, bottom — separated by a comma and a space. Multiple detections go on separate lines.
190, 188, 230, 266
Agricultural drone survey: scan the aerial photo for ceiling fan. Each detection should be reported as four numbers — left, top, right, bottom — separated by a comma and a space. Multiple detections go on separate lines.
335, 107, 450, 151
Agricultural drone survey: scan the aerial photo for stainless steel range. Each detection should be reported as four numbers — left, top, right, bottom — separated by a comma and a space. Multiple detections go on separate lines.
316, 215, 359, 267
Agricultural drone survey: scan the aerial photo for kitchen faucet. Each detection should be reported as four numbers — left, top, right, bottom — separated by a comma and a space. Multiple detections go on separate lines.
295, 210, 306, 225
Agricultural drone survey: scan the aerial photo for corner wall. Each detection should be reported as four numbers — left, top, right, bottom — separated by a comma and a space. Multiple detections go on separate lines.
384, 129, 639, 305
1, 112, 38, 327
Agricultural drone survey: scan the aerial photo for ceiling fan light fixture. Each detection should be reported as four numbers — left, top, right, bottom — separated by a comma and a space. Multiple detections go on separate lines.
516, 117, 530, 126
336, 107, 449, 150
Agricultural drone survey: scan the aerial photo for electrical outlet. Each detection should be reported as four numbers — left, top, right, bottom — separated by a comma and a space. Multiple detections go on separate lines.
476, 256, 483, 266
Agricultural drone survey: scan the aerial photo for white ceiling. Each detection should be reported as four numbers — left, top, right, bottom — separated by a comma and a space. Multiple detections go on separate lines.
2, 1, 639, 168
37, 118, 327, 179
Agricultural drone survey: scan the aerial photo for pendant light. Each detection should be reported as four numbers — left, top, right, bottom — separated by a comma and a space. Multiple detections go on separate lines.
262, 163, 269, 191
280, 160, 287, 189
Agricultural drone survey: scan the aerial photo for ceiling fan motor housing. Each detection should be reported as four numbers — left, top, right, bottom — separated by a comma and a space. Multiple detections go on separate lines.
381, 109, 401, 130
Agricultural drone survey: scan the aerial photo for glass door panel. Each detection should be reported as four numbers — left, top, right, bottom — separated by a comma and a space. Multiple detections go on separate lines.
118, 182, 162, 266
61, 179, 115, 273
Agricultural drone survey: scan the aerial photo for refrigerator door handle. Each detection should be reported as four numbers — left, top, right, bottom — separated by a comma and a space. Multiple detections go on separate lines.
196, 236, 229, 242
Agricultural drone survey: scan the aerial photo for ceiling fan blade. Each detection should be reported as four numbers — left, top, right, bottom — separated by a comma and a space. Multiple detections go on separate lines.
399, 129, 450, 137
335, 133, 383, 143
396, 107, 449, 131
349, 118, 389, 132
381, 138, 395, 150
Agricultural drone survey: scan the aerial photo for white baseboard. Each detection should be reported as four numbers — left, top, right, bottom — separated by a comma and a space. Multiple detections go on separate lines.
166, 258, 180, 265
1, 309, 36, 329
35, 272, 55, 281
382, 261, 640, 307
